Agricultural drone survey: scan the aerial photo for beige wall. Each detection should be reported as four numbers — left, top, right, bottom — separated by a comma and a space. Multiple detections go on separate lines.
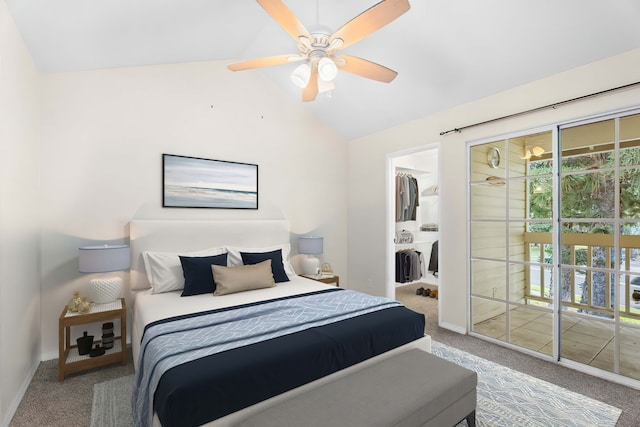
38, 60, 349, 360
348, 48, 640, 333
0, 1, 42, 425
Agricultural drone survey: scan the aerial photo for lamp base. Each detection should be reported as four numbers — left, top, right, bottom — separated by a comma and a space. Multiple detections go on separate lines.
88, 277, 122, 304
301, 256, 320, 276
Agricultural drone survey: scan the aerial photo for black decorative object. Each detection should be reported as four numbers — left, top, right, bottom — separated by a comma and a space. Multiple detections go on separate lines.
90, 345, 105, 357
76, 331, 94, 355
102, 322, 114, 349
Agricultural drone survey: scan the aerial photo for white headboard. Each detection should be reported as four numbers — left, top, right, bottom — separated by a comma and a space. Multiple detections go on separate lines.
130, 219, 291, 291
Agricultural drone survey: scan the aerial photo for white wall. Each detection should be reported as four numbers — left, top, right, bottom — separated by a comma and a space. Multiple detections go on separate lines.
348, 48, 640, 332
38, 60, 348, 360
0, 1, 42, 425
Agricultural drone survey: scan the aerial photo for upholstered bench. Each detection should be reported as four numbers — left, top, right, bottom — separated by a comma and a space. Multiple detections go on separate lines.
238, 348, 477, 427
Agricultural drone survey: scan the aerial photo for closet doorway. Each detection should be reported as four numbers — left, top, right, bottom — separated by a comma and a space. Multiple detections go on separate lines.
387, 144, 440, 325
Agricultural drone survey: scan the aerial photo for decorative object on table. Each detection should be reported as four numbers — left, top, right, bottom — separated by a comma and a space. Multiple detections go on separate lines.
298, 236, 323, 276
320, 262, 333, 276
79, 244, 130, 304
67, 290, 83, 312
76, 331, 94, 355
162, 154, 258, 209
90, 345, 105, 357
78, 297, 92, 313
102, 322, 114, 349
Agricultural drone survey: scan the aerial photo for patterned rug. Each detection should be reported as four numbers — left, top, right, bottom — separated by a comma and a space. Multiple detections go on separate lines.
91, 342, 621, 427
432, 342, 622, 427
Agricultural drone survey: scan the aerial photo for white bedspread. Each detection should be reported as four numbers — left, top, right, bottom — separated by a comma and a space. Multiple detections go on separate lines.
132, 275, 334, 368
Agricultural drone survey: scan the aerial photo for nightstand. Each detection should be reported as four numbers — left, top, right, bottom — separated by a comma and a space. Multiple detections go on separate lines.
58, 297, 127, 381
302, 274, 340, 287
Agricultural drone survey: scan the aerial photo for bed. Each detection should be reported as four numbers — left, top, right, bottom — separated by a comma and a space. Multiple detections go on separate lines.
129, 219, 430, 427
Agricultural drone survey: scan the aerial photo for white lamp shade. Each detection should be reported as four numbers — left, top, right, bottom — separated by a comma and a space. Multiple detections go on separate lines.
298, 237, 323, 255
79, 245, 130, 304
79, 245, 130, 273
318, 57, 338, 82
291, 63, 311, 88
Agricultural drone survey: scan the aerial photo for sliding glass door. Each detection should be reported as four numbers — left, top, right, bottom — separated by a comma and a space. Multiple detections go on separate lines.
469, 110, 640, 384
469, 130, 555, 355
558, 113, 640, 379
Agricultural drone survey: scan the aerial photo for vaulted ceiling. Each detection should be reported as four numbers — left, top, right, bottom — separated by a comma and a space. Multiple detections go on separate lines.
6, 0, 640, 140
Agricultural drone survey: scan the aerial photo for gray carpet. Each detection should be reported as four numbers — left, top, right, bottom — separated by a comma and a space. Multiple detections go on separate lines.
91, 341, 621, 427
9, 284, 640, 426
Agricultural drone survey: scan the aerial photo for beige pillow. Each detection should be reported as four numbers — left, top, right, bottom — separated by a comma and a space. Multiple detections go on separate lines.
212, 260, 276, 296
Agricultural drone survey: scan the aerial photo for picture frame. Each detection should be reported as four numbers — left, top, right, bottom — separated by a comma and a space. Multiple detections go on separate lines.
162, 154, 258, 209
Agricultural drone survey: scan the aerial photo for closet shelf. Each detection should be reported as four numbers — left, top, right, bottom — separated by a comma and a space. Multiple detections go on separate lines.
396, 166, 431, 176
395, 240, 434, 246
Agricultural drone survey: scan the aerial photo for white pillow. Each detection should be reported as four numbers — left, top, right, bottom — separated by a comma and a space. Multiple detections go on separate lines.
142, 247, 226, 294
225, 244, 296, 277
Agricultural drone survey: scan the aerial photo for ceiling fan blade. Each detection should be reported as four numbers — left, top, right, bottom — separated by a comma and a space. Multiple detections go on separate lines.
227, 54, 303, 71
257, 0, 312, 41
336, 55, 398, 83
329, 0, 410, 50
302, 67, 319, 102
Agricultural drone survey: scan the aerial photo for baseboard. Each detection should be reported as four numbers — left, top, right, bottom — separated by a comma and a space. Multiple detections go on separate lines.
1, 358, 39, 427
439, 321, 467, 335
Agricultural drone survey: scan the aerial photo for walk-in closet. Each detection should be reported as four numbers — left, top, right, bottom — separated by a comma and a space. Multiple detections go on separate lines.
390, 146, 440, 314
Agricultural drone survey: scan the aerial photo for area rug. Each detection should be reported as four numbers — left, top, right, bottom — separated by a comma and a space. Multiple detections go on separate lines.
90, 375, 133, 427
431, 342, 622, 427
91, 342, 621, 427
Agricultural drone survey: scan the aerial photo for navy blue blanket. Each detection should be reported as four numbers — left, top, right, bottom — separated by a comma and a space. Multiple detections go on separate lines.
137, 289, 425, 427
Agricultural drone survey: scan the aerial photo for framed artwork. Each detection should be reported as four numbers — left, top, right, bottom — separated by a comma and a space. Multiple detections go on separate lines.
163, 154, 258, 209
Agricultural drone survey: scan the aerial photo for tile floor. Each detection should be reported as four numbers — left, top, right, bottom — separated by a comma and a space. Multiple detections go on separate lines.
473, 306, 640, 381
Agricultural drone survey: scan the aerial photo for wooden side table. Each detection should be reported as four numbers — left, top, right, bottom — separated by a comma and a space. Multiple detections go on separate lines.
58, 297, 127, 381
302, 274, 340, 287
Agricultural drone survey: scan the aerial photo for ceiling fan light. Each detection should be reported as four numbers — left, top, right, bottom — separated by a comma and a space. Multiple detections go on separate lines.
520, 149, 532, 160
318, 57, 338, 82
291, 63, 311, 88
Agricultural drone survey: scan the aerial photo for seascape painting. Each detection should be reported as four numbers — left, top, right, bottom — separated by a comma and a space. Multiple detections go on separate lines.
163, 154, 258, 209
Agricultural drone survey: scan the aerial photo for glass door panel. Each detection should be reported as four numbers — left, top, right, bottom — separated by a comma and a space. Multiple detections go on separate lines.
469, 132, 555, 355
558, 116, 640, 379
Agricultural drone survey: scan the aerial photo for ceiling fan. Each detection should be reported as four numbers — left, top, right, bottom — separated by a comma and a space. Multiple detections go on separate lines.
227, 0, 411, 102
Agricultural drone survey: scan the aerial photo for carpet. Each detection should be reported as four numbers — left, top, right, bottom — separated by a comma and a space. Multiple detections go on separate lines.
91, 342, 621, 427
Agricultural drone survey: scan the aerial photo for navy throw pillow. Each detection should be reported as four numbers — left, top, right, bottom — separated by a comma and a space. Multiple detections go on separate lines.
179, 253, 228, 296
240, 249, 290, 283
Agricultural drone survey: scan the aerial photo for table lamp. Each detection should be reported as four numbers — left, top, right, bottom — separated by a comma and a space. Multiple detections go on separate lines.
79, 244, 130, 304
298, 236, 323, 276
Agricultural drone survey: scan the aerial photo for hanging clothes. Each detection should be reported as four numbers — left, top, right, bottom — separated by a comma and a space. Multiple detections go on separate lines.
395, 173, 420, 222
428, 240, 439, 276
395, 249, 425, 283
